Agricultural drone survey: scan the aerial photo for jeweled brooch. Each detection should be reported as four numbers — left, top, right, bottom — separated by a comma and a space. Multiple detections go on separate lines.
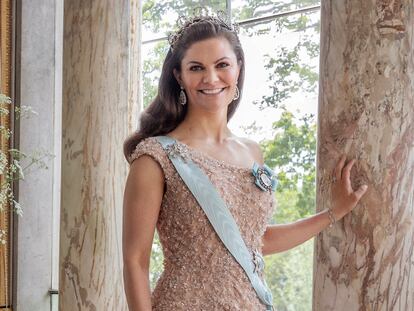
252, 249, 265, 274
164, 141, 190, 162
252, 163, 277, 192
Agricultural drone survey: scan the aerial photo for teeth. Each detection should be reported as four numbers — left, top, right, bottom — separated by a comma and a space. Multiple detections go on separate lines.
200, 88, 224, 94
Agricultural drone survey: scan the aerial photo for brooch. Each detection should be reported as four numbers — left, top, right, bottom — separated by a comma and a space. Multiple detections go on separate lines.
164, 141, 190, 162
252, 163, 277, 192
252, 249, 265, 274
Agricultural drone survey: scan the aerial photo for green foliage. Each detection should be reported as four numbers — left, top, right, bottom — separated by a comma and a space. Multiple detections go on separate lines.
234, 0, 320, 39
143, 42, 169, 108
264, 239, 314, 311
149, 232, 164, 289
262, 111, 316, 217
258, 38, 319, 110
261, 111, 316, 310
143, 1, 226, 34
234, 0, 319, 21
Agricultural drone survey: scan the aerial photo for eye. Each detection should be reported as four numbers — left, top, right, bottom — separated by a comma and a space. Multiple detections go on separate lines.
217, 62, 230, 68
189, 65, 203, 71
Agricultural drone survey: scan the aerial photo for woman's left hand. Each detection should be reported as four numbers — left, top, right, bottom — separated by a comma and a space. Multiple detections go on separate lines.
331, 155, 368, 221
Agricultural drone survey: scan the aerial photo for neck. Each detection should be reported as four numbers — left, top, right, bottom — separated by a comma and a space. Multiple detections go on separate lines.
177, 107, 233, 143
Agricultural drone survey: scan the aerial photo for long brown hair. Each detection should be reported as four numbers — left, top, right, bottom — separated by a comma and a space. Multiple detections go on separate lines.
123, 18, 246, 162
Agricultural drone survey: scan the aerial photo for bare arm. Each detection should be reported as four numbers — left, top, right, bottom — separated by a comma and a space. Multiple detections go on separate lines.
122, 155, 164, 311
262, 209, 334, 255
262, 155, 368, 256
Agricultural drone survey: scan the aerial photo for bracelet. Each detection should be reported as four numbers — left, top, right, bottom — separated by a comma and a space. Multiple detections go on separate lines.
327, 209, 336, 228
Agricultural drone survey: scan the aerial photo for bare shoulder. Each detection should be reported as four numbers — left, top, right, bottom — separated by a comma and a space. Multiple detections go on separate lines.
236, 136, 264, 164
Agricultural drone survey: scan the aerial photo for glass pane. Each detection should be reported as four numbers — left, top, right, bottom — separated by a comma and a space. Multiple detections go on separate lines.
229, 8, 320, 139
142, 41, 169, 108
142, 0, 227, 42
142, 2, 321, 307
232, 0, 320, 21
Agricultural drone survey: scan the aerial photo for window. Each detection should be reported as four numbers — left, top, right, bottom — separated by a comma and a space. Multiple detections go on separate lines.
142, 1, 320, 309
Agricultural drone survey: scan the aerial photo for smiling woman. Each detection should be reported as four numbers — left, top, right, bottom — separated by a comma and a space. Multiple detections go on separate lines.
172, 37, 240, 114
122, 8, 367, 311
123, 13, 246, 156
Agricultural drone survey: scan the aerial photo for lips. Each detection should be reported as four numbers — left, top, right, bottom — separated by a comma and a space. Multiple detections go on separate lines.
199, 87, 226, 95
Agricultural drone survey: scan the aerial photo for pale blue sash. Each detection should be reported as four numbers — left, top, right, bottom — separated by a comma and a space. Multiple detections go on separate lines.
156, 135, 274, 311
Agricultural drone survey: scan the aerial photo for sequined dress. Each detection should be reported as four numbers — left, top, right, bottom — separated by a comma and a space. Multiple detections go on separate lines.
129, 137, 275, 311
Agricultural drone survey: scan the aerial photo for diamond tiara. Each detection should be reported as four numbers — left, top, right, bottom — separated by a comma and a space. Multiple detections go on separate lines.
167, 7, 240, 51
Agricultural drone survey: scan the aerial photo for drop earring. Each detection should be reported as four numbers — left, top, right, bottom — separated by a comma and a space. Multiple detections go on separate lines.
179, 86, 187, 106
233, 84, 240, 101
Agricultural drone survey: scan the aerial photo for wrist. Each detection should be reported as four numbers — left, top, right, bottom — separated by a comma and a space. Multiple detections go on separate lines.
326, 208, 336, 228
332, 206, 349, 221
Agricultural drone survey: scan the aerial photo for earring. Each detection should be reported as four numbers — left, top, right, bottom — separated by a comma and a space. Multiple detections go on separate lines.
179, 86, 187, 106
233, 85, 240, 101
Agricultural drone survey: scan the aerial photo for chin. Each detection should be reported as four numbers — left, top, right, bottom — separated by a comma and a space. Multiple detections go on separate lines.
204, 101, 233, 112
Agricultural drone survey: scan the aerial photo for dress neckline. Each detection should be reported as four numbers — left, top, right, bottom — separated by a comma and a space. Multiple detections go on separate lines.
163, 135, 257, 173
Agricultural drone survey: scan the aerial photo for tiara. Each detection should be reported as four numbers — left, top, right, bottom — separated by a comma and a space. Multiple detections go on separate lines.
167, 7, 240, 51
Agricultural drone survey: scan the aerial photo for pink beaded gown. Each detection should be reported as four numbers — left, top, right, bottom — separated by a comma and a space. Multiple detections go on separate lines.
129, 136, 275, 311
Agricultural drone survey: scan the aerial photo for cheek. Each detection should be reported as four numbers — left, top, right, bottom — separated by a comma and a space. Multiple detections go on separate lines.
182, 77, 199, 90
224, 68, 239, 81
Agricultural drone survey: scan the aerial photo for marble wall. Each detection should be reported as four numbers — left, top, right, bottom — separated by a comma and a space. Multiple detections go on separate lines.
313, 0, 414, 310
16, 0, 63, 310
60, 1, 140, 309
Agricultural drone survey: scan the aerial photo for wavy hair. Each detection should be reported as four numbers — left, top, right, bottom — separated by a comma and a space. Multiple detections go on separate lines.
123, 18, 245, 162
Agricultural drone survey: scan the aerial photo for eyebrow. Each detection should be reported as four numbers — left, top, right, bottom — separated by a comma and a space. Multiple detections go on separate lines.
186, 56, 231, 65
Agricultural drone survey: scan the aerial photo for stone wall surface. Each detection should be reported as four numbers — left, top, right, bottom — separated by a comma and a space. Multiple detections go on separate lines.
313, 1, 414, 310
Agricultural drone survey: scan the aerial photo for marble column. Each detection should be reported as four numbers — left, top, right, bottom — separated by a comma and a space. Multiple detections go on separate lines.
60, 1, 141, 310
313, 1, 414, 310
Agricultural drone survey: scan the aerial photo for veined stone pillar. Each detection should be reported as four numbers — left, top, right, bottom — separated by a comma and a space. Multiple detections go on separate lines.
60, 1, 141, 309
313, 1, 414, 310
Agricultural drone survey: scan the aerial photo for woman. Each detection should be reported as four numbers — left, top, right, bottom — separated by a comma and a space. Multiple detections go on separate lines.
122, 11, 368, 311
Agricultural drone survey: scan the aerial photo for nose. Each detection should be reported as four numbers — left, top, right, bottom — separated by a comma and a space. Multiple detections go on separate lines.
202, 68, 220, 84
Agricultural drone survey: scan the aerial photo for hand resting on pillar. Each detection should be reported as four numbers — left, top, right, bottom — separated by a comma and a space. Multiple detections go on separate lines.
261, 154, 368, 256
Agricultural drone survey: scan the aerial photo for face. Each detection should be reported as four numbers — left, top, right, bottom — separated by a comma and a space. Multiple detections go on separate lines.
173, 36, 241, 113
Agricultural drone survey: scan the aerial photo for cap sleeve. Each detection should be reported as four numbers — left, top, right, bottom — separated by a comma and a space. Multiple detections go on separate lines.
128, 137, 174, 181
